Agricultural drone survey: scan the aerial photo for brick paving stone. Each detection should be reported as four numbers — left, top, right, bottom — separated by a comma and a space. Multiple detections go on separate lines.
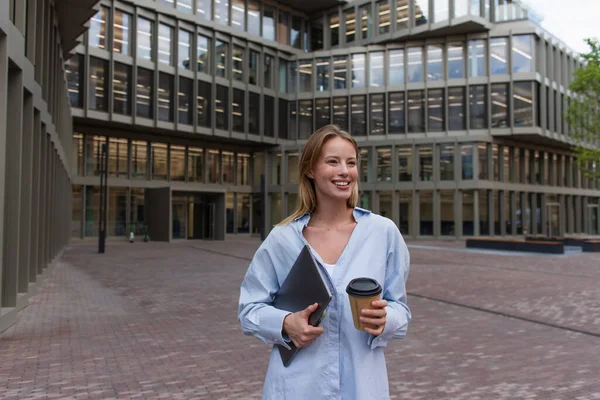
0, 238, 598, 399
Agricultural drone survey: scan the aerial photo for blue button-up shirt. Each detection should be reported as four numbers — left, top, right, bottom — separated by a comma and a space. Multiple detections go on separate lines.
238, 207, 411, 400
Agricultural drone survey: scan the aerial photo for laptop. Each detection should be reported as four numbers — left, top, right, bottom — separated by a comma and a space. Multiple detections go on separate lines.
272, 245, 332, 367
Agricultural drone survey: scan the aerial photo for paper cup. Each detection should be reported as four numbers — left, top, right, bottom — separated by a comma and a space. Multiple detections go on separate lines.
346, 277, 383, 331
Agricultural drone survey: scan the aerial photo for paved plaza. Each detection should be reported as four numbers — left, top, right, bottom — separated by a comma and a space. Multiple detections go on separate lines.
0, 237, 599, 399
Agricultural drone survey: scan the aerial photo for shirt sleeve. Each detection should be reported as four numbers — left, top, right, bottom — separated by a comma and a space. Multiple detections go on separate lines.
368, 223, 411, 349
238, 230, 293, 350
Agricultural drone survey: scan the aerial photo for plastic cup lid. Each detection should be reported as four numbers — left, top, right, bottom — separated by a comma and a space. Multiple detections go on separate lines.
346, 277, 382, 297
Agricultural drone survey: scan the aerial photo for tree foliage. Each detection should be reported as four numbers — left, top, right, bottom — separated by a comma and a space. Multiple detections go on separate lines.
566, 38, 600, 180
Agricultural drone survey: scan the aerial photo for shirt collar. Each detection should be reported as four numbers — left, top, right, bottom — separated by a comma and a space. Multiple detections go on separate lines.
293, 207, 371, 231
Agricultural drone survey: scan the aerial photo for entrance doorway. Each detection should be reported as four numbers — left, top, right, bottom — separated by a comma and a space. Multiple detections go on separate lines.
587, 205, 599, 235
546, 203, 561, 237
172, 193, 219, 240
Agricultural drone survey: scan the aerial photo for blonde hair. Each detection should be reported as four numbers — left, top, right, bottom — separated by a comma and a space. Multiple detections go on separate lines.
278, 125, 359, 226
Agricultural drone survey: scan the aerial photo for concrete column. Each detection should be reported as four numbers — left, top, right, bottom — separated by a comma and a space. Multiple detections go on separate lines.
499, 191, 506, 235
30, 112, 40, 281
510, 191, 517, 235
473, 190, 480, 236
540, 194, 547, 236
18, 91, 33, 293
2, 68, 23, 308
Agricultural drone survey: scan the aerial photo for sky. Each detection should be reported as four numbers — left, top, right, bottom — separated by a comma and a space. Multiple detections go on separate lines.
523, 0, 600, 54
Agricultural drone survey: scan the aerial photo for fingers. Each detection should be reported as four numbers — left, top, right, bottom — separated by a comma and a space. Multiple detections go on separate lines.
370, 300, 388, 309
360, 315, 386, 327
295, 326, 324, 348
361, 308, 387, 318
364, 326, 385, 336
301, 302, 319, 317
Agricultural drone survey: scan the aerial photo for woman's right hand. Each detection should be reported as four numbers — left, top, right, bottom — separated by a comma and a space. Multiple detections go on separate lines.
282, 303, 324, 348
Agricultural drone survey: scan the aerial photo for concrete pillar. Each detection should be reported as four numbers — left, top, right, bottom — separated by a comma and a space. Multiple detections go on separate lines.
18, 91, 33, 293
2, 68, 23, 308
29, 111, 40, 282
0, 32, 7, 305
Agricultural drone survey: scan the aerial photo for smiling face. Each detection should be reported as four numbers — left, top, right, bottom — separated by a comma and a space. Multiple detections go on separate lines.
309, 136, 359, 205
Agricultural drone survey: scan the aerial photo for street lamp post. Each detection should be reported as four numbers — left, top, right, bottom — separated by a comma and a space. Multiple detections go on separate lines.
98, 143, 108, 253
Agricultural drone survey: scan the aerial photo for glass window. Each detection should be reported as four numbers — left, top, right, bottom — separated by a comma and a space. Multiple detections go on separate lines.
427, 44, 444, 81
231, 0, 245, 30
65, 54, 84, 108
333, 97, 348, 130
397, 0, 409, 29
479, 190, 489, 235
455, 0, 469, 17
179, 77, 193, 125
107, 187, 127, 237
222, 151, 234, 183
440, 190, 454, 236
461, 144, 474, 179
414, 0, 429, 25
288, 61, 297, 93
84, 135, 106, 176
351, 96, 366, 136
89, 7, 108, 50
237, 153, 250, 185
398, 191, 412, 235
130, 140, 147, 179
491, 83, 509, 128
279, 99, 288, 139
351, 53, 366, 88
264, 55, 274, 89
197, 0, 212, 19
514, 81, 533, 127
232, 46, 244, 82
247, 1, 260, 36
512, 35, 533, 73
263, 7, 276, 41
289, 102, 297, 139
359, 148, 369, 182
315, 98, 331, 129
291, 16, 302, 49
398, 146, 412, 181
370, 52, 384, 87
72, 134, 84, 176
264, 96, 275, 137
428, 89, 444, 132
88, 57, 108, 112
170, 145, 185, 181
158, 73, 174, 122
469, 85, 487, 129
345, 9, 356, 43
178, 30, 191, 70
151, 143, 168, 180
310, 20, 323, 51
359, 4, 371, 39
197, 35, 210, 73
177, 0, 193, 13
197, 80, 211, 128
470, 0, 481, 16
330, 13, 340, 47
137, 19, 154, 61
298, 100, 313, 139
478, 143, 488, 180
215, 0, 229, 25
188, 147, 203, 182
419, 145, 433, 181
440, 144, 454, 180
113, 10, 131, 55
278, 12, 289, 45
378, 1, 390, 35
434, 0, 449, 22
108, 138, 128, 178
490, 37, 508, 74
158, 24, 173, 65
388, 49, 404, 85
72, 185, 83, 237
389, 92, 405, 133
216, 85, 228, 130
113, 63, 131, 115
299, 60, 313, 92
316, 58, 329, 91
408, 90, 425, 133
158, 0, 175, 7
377, 147, 392, 182
468, 40, 485, 77
136, 68, 153, 118
249, 92, 260, 135
287, 152, 299, 183
279, 60, 287, 92
208, 150, 220, 183
448, 87, 465, 130
448, 43, 465, 78
215, 40, 228, 78
333, 56, 347, 89
407, 47, 423, 82
248, 50, 259, 85
371, 94, 385, 135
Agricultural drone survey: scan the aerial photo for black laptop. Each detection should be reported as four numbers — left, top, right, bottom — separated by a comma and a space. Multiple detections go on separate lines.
272, 245, 332, 367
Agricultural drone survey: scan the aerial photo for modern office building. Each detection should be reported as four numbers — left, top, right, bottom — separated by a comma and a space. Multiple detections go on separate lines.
0, 0, 98, 331
66, 0, 600, 244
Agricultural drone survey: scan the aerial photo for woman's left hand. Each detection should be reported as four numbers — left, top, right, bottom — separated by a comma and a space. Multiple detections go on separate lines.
360, 300, 388, 336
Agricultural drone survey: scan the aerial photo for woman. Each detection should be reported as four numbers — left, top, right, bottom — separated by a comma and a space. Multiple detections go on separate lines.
238, 125, 411, 400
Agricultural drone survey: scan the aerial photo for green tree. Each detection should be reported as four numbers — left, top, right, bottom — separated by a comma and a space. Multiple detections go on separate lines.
566, 38, 600, 180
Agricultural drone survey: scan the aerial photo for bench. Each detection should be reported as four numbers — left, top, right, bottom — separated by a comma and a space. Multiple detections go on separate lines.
582, 240, 600, 252
466, 238, 564, 254
525, 236, 592, 247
